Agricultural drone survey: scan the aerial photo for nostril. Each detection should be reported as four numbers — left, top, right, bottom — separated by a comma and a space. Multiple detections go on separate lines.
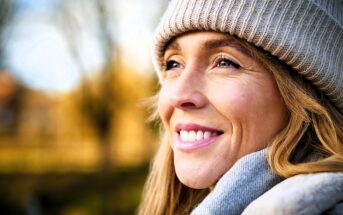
180, 102, 196, 108
170, 92, 206, 109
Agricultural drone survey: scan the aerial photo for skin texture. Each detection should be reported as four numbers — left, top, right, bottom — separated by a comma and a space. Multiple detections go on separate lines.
158, 31, 288, 189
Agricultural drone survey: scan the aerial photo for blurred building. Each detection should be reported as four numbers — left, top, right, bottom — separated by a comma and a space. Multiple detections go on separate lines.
0, 71, 22, 136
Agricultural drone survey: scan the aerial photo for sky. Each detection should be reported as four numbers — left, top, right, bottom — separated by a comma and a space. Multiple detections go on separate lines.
4, 0, 164, 93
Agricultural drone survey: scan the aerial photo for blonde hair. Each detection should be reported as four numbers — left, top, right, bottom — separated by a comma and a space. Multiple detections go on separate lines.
138, 36, 343, 215
257, 52, 343, 176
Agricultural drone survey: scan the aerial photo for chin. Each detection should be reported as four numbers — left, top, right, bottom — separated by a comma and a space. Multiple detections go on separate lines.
176, 170, 216, 189
179, 177, 211, 189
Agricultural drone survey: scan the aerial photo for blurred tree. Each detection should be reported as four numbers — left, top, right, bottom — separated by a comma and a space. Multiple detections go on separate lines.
55, 1, 123, 214
0, 0, 24, 137
0, 0, 12, 69
56, 0, 119, 168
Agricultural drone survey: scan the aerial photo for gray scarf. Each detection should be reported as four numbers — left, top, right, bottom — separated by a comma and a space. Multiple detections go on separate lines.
191, 149, 343, 215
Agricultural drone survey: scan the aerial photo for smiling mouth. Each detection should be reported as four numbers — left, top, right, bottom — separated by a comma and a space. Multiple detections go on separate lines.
175, 123, 224, 142
174, 123, 224, 152
178, 130, 224, 142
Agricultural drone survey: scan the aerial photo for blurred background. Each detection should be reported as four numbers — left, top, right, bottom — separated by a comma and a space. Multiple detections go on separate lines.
0, 0, 166, 214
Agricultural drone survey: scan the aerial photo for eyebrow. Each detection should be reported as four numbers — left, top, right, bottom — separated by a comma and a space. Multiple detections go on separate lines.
165, 36, 252, 58
165, 39, 180, 52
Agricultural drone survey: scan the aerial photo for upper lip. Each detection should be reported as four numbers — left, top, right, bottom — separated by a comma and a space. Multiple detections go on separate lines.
175, 123, 224, 134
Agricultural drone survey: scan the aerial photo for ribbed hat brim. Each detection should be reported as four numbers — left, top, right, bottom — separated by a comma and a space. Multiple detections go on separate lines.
153, 0, 343, 113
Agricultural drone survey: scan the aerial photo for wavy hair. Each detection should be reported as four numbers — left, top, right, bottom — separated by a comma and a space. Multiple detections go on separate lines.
138, 35, 343, 215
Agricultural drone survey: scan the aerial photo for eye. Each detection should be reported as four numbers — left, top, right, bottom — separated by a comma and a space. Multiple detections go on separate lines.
216, 56, 241, 69
166, 60, 181, 71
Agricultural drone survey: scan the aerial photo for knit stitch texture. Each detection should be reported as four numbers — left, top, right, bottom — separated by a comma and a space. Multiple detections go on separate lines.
242, 172, 343, 215
190, 149, 282, 215
189, 149, 343, 215
153, 0, 343, 113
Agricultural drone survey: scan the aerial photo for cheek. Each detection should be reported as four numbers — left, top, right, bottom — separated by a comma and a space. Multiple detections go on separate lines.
210, 80, 287, 150
211, 84, 252, 120
157, 89, 171, 126
212, 79, 284, 123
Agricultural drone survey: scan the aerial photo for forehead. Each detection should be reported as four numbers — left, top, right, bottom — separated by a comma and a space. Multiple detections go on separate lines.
164, 31, 252, 57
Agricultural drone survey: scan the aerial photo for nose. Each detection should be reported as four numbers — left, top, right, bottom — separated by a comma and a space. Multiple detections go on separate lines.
168, 69, 206, 110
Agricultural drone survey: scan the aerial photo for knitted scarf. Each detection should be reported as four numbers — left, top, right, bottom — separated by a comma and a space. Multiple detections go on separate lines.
191, 149, 343, 215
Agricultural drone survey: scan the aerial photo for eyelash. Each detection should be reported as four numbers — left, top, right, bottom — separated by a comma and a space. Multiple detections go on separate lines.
214, 55, 241, 69
163, 55, 241, 72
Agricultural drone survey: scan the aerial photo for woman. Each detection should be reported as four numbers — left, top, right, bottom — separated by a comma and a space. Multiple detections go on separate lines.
139, 0, 343, 214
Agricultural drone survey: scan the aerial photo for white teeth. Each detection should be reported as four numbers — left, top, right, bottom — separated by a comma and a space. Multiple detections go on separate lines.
204, 131, 211, 139
196, 131, 203, 141
179, 130, 220, 142
188, 131, 196, 142
180, 130, 188, 141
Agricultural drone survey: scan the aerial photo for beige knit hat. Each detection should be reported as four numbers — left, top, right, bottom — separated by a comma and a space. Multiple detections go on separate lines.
153, 0, 343, 113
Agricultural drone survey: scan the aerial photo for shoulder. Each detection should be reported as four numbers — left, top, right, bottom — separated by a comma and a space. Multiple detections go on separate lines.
242, 172, 343, 215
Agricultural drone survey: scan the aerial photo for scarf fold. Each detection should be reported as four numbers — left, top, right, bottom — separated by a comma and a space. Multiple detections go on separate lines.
191, 148, 343, 215
243, 172, 343, 215
191, 149, 282, 215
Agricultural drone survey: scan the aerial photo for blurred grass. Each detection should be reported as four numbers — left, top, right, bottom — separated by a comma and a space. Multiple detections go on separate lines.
0, 163, 149, 215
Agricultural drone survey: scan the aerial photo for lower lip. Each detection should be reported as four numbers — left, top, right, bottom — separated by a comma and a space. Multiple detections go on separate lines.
175, 135, 220, 152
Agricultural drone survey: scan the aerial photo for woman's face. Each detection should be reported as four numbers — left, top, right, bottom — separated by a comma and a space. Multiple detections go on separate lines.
158, 31, 288, 189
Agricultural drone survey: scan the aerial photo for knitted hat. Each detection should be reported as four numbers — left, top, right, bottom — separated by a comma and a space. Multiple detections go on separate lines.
153, 0, 343, 113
